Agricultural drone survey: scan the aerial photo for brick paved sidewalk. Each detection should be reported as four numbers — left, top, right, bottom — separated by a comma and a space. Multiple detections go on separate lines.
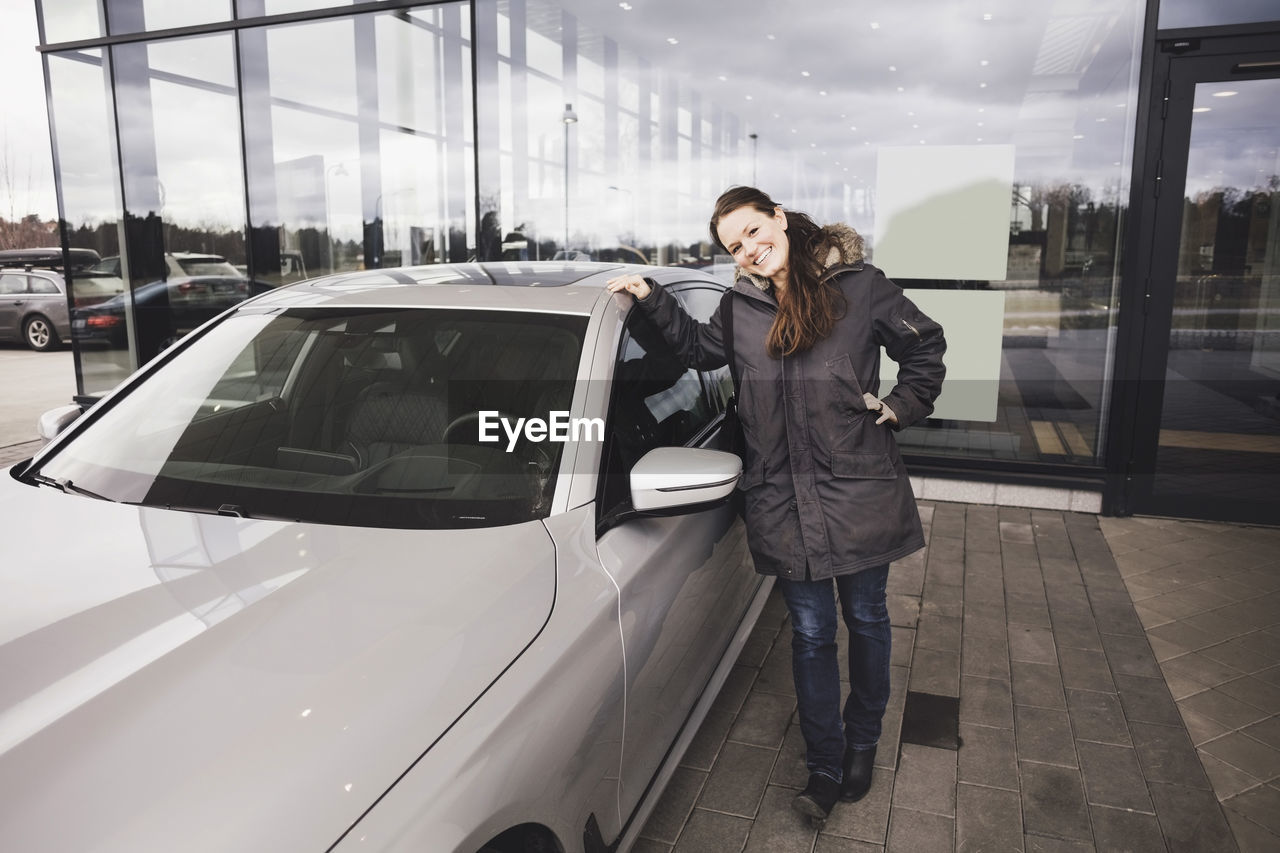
636, 501, 1278, 852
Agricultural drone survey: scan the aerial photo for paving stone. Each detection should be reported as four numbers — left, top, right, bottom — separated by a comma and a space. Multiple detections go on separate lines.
887, 593, 920, 630
1076, 740, 1154, 812
922, 580, 965, 620
742, 784, 819, 853
728, 690, 796, 749
931, 509, 966, 541
1147, 782, 1237, 853
682, 709, 735, 771
1019, 761, 1092, 842
892, 743, 957, 817
1161, 651, 1249, 690
699, 741, 778, 817
1199, 731, 1280, 782
1040, 557, 1084, 586
1218, 676, 1280, 713
1115, 673, 1184, 727
963, 613, 1007, 643
1088, 806, 1165, 852
769, 723, 809, 789
1066, 688, 1131, 746
885, 807, 954, 852
909, 647, 961, 698
711, 664, 760, 716
1241, 716, 1280, 750
917, 614, 962, 654
961, 634, 1010, 680
1198, 750, 1266, 800
1184, 610, 1261, 647
960, 675, 1014, 729
1024, 832, 1095, 852
1058, 647, 1116, 692
1015, 705, 1077, 767
1201, 638, 1277, 674
631, 839, 673, 853
890, 626, 914, 669
1009, 625, 1058, 665
822, 766, 894, 844
673, 808, 753, 853
1179, 687, 1270, 730
1130, 722, 1211, 789
1100, 632, 1162, 680
955, 783, 1022, 852
641, 766, 708, 844
1089, 597, 1147, 638
1179, 705, 1232, 747
753, 644, 797, 697
1053, 619, 1106, 654
1011, 660, 1067, 710
957, 722, 1019, 790
1007, 599, 1054, 630
1223, 804, 1280, 853
1000, 521, 1035, 544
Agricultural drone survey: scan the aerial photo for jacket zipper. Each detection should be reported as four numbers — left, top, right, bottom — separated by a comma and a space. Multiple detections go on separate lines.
901, 318, 920, 338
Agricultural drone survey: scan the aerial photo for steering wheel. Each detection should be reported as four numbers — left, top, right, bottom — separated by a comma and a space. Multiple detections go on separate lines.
443, 410, 519, 445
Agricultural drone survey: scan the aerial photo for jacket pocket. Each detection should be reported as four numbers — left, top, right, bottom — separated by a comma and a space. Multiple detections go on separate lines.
831, 451, 897, 480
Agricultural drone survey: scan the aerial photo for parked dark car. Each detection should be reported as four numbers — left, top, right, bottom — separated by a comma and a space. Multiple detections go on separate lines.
72, 276, 276, 362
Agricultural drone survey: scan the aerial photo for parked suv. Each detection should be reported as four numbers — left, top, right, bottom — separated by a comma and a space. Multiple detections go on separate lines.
0, 268, 71, 351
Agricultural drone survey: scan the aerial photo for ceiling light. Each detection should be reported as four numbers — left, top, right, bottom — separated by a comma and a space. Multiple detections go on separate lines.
745, 95, 753, 100
980, 60, 989, 66
870, 22, 880, 29
850, 125, 858, 131
1073, 134, 1085, 139
666, 37, 678, 44
801, 71, 811, 77
888, 65, 897, 71
983, 12, 993, 20
819, 90, 827, 96
767, 34, 776, 40
979, 82, 987, 88
897, 86, 904, 92
618, 1, 632, 8
717, 75, 727, 81
1213, 90, 1238, 97
912, 124, 918, 128
1193, 107, 1211, 112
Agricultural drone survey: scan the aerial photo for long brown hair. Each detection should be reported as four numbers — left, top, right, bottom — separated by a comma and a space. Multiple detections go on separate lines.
709, 186, 846, 357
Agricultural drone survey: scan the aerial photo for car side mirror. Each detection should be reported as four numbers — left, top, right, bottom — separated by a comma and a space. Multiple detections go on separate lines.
38, 403, 83, 442
630, 446, 741, 513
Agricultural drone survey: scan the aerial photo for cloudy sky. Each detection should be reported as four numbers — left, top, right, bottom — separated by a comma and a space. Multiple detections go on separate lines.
0, 2, 57, 220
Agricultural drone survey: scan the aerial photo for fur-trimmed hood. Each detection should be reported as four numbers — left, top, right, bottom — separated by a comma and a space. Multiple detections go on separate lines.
733, 222, 865, 292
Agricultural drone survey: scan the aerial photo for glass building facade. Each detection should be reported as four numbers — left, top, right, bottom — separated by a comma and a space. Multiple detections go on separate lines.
34, 0, 1280, 521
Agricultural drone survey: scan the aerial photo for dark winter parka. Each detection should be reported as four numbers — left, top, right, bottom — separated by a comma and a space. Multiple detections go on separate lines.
636, 224, 947, 580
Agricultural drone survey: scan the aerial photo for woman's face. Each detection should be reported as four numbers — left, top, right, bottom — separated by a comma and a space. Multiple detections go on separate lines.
716, 204, 790, 289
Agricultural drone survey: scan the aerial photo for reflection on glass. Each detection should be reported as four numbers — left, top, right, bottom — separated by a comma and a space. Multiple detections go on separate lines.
39, 0, 103, 44
476, 0, 1143, 466
46, 49, 126, 394
111, 34, 248, 368
1158, 0, 1280, 30
1154, 79, 1280, 505
103, 0, 232, 34
242, 6, 473, 282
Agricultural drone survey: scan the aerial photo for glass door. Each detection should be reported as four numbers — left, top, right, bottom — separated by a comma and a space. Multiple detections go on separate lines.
1129, 40, 1280, 523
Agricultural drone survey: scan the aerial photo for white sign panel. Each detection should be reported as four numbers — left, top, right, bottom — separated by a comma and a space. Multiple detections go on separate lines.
881, 289, 1006, 423
873, 145, 1016, 281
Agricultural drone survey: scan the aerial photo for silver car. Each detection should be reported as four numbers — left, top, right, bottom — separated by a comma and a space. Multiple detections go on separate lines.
0, 268, 71, 351
0, 262, 767, 853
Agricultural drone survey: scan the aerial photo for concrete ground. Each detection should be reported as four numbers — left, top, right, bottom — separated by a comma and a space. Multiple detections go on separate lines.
635, 504, 1280, 852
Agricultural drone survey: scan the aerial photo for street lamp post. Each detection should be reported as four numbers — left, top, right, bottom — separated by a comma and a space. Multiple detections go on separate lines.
562, 103, 578, 256
749, 133, 758, 185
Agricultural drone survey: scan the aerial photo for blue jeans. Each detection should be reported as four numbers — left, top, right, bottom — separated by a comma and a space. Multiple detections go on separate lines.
776, 565, 891, 781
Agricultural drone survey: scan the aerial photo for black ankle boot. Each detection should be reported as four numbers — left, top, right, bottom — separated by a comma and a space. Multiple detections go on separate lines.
841, 745, 876, 802
793, 773, 841, 826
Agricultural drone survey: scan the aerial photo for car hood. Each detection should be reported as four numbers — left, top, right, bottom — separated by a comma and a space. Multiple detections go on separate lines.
0, 473, 557, 852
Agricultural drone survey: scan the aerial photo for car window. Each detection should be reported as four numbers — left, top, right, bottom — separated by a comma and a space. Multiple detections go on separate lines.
32, 307, 588, 530
597, 283, 723, 525
0, 274, 26, 295
674, 286, 733, 411
27, 276, 61, 295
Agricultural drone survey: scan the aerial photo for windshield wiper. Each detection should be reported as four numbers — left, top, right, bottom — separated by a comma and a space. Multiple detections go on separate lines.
162, 503, 300, 522
28, 473, 114, 502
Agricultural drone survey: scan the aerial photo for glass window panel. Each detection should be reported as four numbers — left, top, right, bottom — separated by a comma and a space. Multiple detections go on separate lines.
113, 34, 248, 367
1158, 0, 1279, 29
266, 19, 359, 115
475, 0, 1146, 468
39, 0, 104, 43
376, 14, 440, 134
46, 48, 126, 393
259, 0, 354, 15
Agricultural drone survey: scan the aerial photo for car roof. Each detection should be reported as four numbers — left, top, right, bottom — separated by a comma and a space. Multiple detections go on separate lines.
244, 261, 726, 314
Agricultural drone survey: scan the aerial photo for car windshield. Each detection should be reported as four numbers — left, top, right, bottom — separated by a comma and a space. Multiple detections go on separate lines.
33, 306, 588, 529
